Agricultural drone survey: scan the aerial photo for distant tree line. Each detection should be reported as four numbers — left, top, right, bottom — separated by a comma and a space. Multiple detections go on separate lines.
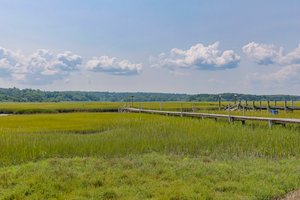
189, 93, 300, 102
0, 88, 299, 102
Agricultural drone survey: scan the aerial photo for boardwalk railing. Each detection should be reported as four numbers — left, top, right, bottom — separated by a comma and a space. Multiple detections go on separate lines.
124, 107, 300, 128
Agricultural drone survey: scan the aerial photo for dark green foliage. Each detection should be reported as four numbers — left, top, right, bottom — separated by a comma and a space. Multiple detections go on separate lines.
0, 88, 189, 102
0, 87, 299, 102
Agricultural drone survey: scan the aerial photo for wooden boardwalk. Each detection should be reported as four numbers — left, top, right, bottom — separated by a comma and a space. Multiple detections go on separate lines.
124, 107, 300, 128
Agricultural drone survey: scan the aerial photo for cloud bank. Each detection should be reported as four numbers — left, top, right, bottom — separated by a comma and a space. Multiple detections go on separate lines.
153, 42, 240, 70
0, 46, 142, 85
243, 42, 300, 66
258, 65, 300, 83
242, 42, 280, 65
243, 42, 300, 83
85, 56, 142, 75
0, 47, 82, 85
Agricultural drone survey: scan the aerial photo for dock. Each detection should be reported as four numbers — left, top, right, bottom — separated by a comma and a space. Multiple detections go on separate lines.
124, 107, 300, 128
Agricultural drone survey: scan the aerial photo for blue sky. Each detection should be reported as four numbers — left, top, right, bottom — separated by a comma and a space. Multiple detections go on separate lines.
0, 0, 300, 94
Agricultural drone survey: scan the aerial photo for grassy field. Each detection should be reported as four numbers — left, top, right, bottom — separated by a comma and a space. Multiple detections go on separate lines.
1, 101, 300, 119
0, 102, 121, 114
0, 111, 299, 199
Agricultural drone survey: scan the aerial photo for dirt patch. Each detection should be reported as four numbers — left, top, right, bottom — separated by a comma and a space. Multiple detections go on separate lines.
278, 190, 300, 200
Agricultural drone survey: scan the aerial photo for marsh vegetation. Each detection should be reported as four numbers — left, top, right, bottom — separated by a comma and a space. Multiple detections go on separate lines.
0, 103, 299, 199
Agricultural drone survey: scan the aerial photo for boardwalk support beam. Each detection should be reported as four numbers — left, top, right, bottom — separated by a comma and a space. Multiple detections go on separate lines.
126, 108, 300, 128
268, 120, 273, 128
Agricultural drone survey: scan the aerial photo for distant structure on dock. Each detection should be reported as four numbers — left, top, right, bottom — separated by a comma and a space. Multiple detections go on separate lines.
219, 95, 299, 112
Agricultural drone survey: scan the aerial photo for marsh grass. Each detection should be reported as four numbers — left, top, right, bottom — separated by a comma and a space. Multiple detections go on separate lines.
0, 111, 300, 199
0, 154, 299, 200
0, 113, 299, 167
1, 101, 300, 120
0, 102, 121, 114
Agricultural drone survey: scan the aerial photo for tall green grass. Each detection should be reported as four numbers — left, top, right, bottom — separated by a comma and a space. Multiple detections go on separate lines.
0, 102, 121, 114
0, 113, 299, 167
1, 154, 299, 200
1, 101, 300, 119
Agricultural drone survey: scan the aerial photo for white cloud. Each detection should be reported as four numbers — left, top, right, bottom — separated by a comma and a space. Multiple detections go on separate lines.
253, 64, 300, 83
0, 47, 25, 78
279, 44, 300, 65
152, 42, 240, 70
243, 42, 300, 66
85, 56, 142, 75
242, 42, 280, 65
0, 46, 82, 85
244, 42, 300, 84
0, 46, 143, 85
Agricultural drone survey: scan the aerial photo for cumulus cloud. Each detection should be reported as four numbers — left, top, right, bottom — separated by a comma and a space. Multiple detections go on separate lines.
244, 42, 300, 84
242, 42, 280, 65
0, 46, 82, 85
279, 44, 300, 65
0, 46, 143, 84
152, 42, 240, 70
0, 47, 25, 78
85, 56, 142, 75
242, 42, 300, 66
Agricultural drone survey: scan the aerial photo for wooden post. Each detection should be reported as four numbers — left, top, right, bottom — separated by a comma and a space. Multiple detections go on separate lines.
252, 101, 255, 109
131, 96, 134, 107
259, 100, 262, 111
243, 105, 245, 116
139, 102, 142, 113
234, 95, 237, 105
228, 102, 230, 115
192, 103, 195, 112
274, 100, 277, 106
291, 100, 294, 109
267, 100, 270, 112
268, 120, 273, 128
180, 102, 183, 117
284, 100, 287, 111
218, 96, 221, 111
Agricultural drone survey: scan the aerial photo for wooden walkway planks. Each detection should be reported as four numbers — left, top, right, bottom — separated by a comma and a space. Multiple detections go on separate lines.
124, 108, 300, 128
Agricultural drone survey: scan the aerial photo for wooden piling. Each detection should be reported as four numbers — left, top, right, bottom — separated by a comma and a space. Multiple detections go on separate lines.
268, 120, 273, 128
218, 96, 221, 111
126, 108, 300, 128
284, 100, 287, 111
180, 102, 183, 117
259, 100, 262, 111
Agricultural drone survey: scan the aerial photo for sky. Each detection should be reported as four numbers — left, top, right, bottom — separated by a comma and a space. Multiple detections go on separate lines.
0, 0, 300, 94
